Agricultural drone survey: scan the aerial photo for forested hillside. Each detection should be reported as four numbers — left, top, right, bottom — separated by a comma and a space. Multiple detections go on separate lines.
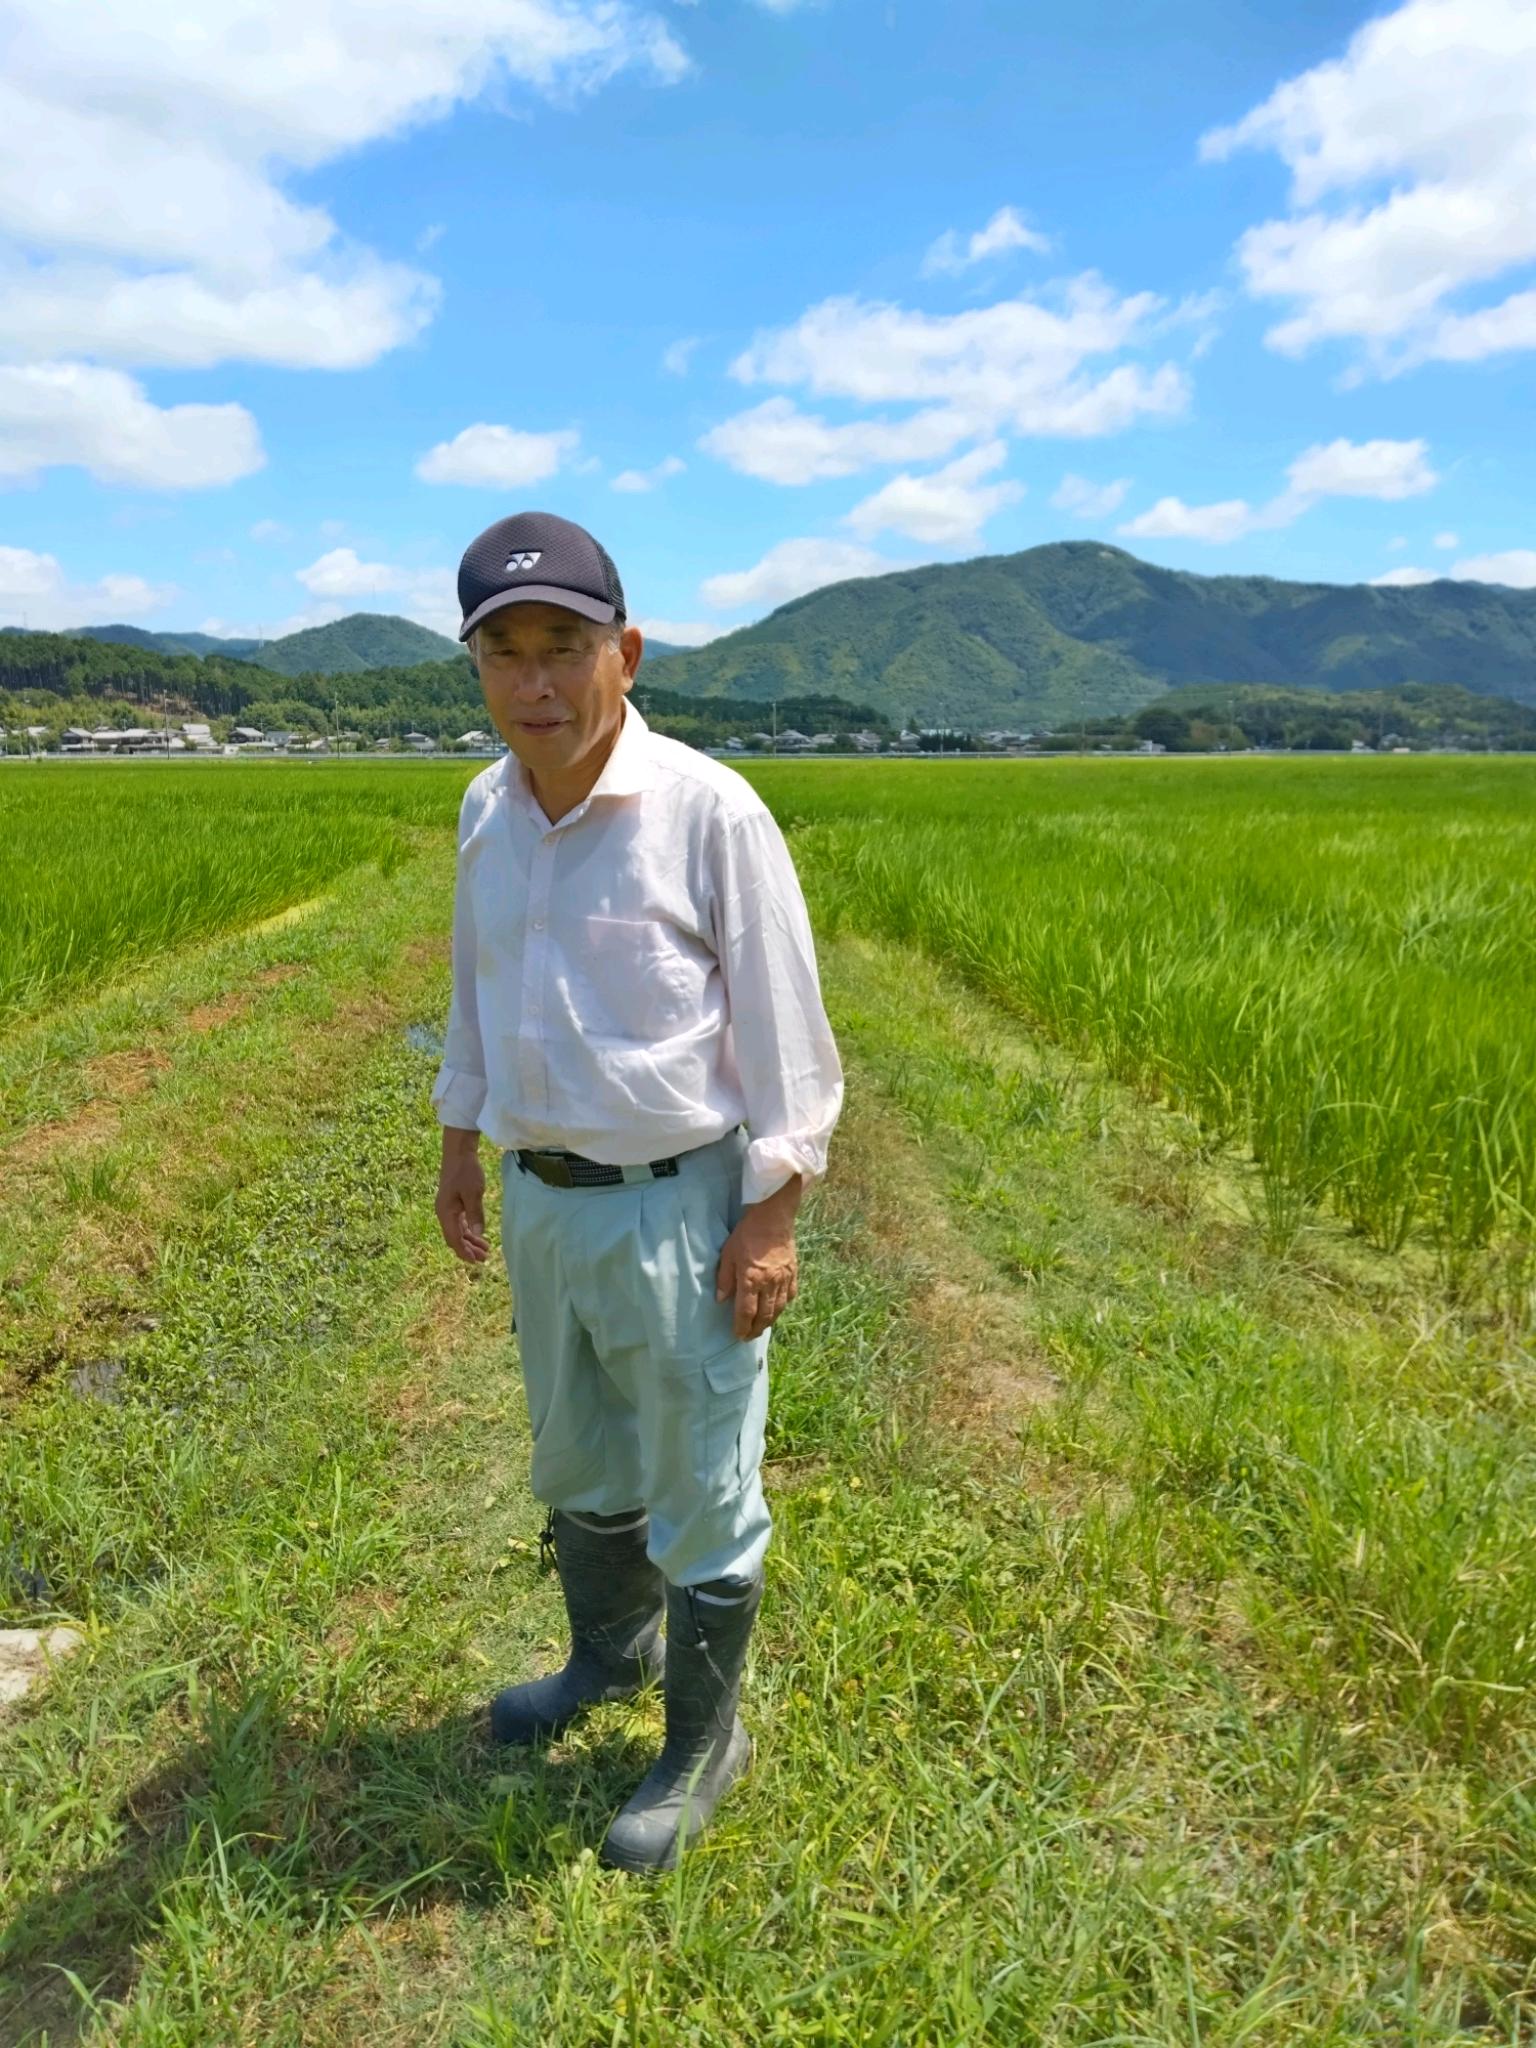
8, 542, 1536, 743
645, 543, 1536, 727
0, 630, 886, 750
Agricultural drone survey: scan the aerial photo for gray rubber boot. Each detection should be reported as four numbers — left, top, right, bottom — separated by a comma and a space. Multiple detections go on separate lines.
490, 1507, 665, 1745
599, 1571, 763, 1873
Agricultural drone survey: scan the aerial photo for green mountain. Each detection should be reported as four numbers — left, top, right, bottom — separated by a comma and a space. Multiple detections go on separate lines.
69, 615, 677, 670
250, 612, 464, 676
644, 543, 1536, 728
75, 624, 265, 659
70, 616, 452, 668
169, 630, 265, 658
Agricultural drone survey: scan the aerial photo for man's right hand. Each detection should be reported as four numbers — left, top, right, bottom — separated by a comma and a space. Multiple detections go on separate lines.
436, 1129, 489, 1264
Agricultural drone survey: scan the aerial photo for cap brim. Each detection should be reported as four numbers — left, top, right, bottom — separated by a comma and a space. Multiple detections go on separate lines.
459, 585, 618, 641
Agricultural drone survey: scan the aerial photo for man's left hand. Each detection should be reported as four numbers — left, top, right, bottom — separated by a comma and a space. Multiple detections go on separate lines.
716, 1176, 803, 1340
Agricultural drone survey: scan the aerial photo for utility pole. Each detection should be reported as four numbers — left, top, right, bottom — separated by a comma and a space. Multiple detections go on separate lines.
771, 700, 778, 756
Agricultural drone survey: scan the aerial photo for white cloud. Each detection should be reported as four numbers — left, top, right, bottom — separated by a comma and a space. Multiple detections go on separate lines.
700, 537, 897, 612
1052, 473, 1131, 519
636, 617, 724, 647
922, 206, 1050, 278
1434, 530, 1460, 549
0, 261, 438, 372
1201, 0, 1536, 373
846, 441, 1023, 545
1451, 549, 1536, 588
0, 543, 174, 629
250, 519, 289, 543
415, 424, 580, 488
296, 549, 405, 599
1121, 436, 1437, 545
730, 279, 1188, 428
1284, 436, 1437, 501
0, 3, 688, 381
704, 277, 1188, 496
1121, 496, 1261, 544
1387, 535, 1408, 551
1371, 565, 1438, 586
0, 362, 262, 487
293, 548, 460, 635
611, 455, 686, 493
1424, 289, 1536, 365
701, 397, 978, 484
662, 336, 702, 376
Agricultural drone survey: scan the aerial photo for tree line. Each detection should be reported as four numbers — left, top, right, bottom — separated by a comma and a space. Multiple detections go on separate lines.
0, 633, 889, 750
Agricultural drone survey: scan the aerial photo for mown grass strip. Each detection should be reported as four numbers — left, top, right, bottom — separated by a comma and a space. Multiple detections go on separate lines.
5, 911, 1532, 2041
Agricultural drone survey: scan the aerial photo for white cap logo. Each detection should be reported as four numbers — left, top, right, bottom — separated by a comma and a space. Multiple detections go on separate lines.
505, 551, 542, 572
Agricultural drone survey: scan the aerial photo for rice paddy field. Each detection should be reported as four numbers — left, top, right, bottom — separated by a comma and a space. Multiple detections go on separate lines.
763, 754, 1536, 1265
1, 752, 1533, 2044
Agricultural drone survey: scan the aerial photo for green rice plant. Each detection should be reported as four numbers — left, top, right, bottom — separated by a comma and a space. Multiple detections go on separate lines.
751, 756, 1536, 1259
0, 761, 467, 1023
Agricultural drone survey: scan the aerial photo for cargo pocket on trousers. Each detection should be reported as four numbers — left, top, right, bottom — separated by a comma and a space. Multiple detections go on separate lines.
700, 1344, 763, 1495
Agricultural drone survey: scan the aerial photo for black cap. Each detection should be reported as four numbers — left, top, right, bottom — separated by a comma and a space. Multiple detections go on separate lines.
457, 511, 627, 641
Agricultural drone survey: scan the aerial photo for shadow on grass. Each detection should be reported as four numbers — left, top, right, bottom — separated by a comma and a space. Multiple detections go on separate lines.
0, 1690, 655, 2045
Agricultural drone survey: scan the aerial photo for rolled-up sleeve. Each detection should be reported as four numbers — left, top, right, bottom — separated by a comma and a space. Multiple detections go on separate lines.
712, 805, 843, 1206
431, 791, 489, 1131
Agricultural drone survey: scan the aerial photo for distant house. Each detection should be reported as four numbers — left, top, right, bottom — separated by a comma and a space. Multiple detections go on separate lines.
180, 722, 216, 751
91, 726, 166, 754
402, 731, 436, 752
775, 728, 812, 752
61, 727, 94, 753
232, 725, 264, 743
851, 731, 882, 753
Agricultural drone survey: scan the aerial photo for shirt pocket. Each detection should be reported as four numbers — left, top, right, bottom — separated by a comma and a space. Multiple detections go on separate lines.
577, 916, 696, 1040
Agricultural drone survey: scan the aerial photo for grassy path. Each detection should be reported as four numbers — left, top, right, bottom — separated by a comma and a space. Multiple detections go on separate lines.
1, 857, 1532, 2042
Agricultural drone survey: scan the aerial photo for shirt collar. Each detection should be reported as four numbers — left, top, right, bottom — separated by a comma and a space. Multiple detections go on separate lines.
588, 701, 656, 799
502, 700, 656, 817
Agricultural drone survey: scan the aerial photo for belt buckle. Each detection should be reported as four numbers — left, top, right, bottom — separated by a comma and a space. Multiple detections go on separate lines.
521, 1150, 574, 1189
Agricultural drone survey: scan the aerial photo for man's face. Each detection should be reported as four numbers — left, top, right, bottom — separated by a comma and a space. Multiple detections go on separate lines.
469, 601, 641, 783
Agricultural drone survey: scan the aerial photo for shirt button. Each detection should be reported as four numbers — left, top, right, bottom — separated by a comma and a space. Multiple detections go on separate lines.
531, 918, 545, 931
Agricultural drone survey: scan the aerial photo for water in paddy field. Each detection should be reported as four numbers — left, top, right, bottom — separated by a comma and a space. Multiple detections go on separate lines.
405, 1023, 445, 1059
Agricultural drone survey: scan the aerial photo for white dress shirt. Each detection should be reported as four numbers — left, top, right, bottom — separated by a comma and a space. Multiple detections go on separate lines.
432, 704, 843, 1206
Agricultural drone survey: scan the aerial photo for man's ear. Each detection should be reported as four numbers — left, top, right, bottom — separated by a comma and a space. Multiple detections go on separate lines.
619, 624, 643, 682
465, 627, 481, 676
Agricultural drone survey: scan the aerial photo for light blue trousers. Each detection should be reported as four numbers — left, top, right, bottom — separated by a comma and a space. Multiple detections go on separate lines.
499, 1126, 772, 1588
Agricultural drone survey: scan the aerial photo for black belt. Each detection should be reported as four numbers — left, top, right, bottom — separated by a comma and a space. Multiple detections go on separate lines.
515, 1147, 681, 1190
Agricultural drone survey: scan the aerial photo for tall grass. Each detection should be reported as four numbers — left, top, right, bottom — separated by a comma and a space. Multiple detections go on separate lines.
0, 762, 468, 1023
747, 755, 1536, 1256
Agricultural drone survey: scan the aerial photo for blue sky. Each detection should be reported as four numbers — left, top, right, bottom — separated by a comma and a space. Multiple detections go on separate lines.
2, 0, 1533, 644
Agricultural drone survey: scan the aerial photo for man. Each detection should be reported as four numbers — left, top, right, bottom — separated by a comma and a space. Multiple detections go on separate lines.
432, 510, 842, 1873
